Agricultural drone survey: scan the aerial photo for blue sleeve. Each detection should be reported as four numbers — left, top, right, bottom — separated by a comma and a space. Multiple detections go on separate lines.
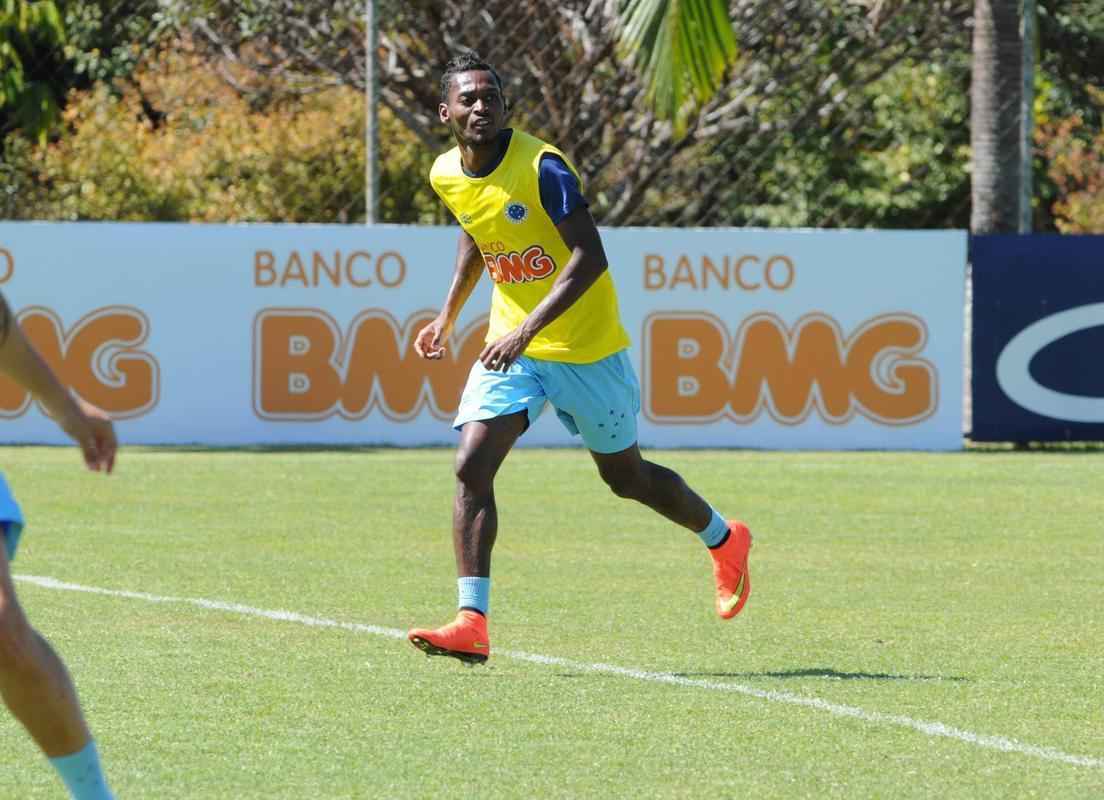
538, 155, 588, 225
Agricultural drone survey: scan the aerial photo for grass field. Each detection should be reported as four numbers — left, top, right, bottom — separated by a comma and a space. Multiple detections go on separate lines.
0, 445, 1101, 798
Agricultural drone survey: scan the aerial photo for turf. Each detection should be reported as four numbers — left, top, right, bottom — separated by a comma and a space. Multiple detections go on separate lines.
0, 446, 1101, 798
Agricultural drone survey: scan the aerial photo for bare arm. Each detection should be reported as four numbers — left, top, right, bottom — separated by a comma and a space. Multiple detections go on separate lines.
479, 206, 608, 369
0, 294, 116, 472
414, 229, 486, 359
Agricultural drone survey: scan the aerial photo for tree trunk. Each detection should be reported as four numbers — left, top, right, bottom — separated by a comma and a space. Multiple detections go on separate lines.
970, 0, 1023, 233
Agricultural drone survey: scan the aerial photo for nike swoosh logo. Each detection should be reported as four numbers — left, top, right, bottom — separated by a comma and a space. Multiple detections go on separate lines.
719, 576, 746, 613
473, 641, 488, 649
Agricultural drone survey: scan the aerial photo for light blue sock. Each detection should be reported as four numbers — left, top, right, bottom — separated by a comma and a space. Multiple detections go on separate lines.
697, 508, 730, 548
49, 740, 114, 800
457, 576, 491, 616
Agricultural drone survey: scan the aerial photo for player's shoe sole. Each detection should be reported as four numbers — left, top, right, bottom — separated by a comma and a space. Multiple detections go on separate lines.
408, 634, 489, 666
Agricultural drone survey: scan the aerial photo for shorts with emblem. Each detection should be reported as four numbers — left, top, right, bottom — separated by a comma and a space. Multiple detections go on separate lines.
453, 349, 640, 453
0, 473, 25, 562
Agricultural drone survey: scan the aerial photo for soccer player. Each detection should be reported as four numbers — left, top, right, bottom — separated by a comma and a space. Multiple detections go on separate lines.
407, 52, 751, 665
0, 291, 117, 799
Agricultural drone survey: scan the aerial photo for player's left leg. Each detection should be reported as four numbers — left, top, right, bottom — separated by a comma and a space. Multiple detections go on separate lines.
0, 537, 114, 798
589, 444, 752, 618
539, 350, 752, 618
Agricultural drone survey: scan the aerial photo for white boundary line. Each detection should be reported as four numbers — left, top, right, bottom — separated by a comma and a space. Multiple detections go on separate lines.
16, 573, 1104, 771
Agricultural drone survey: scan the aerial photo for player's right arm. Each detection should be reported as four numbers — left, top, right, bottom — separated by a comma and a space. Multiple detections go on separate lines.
414, 229, 486, 360
0, 292, 116, 473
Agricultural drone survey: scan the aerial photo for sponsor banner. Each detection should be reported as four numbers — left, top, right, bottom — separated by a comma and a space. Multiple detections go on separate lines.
0, 223, 965, 449
971, 234, 1104, 441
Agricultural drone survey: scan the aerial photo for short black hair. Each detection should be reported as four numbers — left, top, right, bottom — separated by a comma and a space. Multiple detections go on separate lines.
440, 51, 504, 102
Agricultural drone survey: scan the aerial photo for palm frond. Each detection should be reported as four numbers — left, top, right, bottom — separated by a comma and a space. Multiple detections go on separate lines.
617, 0, 737, 131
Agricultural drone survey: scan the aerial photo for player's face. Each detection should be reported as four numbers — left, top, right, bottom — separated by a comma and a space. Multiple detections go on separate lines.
440, 70, 506, 147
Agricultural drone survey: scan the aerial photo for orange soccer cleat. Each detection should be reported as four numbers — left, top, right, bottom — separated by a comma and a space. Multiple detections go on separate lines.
408, 610, 490, 666
711, 521, 752, 619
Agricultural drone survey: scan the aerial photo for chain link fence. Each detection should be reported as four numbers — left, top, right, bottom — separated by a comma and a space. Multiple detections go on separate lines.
2, 1, 983, 228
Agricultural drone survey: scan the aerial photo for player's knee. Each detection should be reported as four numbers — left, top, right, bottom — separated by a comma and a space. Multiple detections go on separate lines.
0, 599, 37, 674
454, 450, 493, 493
601, 468, 647, 500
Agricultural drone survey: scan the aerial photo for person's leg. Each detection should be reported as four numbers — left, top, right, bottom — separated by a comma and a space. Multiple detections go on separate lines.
0, 545, 113, 798
589, 443, 712, 531
590, 444, 752, 618
408, 412, 528, 664
451, 412, 528, 579
538, 350, 752, 619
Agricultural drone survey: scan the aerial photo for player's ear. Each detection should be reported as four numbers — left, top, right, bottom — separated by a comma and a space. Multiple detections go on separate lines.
439, 102, 449, 124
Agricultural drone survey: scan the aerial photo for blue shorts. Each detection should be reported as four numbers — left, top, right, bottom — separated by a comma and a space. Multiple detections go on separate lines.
0, 473, 25, 562
454, 349, 641, 453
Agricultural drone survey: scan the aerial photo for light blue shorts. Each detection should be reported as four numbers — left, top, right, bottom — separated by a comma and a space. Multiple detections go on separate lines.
0, 473, 25, 562
453, 349, 641, 453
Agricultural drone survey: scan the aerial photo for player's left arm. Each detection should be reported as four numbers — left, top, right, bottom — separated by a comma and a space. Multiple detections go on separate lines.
478, 206, 608, 369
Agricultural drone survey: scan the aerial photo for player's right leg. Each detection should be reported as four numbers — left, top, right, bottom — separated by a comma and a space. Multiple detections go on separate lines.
0, 530, 114, 798
408, 357, 544, 665
408, 413, 526, 665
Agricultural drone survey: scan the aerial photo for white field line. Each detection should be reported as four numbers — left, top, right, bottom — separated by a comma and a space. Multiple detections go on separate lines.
16, 573, 1104, 771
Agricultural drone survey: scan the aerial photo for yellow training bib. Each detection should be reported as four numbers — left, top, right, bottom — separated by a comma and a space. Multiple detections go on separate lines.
430, 129, 630, 363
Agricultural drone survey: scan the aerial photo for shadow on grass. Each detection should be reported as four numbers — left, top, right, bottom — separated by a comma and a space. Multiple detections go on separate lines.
669, 667, 968, 682
966, 440, 1104, 454
553, 666, 967, 682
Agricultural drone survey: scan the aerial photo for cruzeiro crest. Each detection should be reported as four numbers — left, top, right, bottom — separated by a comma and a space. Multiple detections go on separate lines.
504, 201, 529, 224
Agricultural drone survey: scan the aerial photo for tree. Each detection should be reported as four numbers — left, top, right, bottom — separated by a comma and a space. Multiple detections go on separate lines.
0, 1, 65, 139
616, 0, 737, 130
0, 1, 172, 140
969, 0, 1023, 233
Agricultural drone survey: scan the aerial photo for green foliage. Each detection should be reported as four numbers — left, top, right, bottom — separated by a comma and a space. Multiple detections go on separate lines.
0, 0, 1101, 228
6, 44, 365, 221
0, 0, 65, 139
648, 54, 971, 229
2, 39, 442, 223
59, 1, 172, 85
1036, 86, 1104, 233
617, 0, 737, 133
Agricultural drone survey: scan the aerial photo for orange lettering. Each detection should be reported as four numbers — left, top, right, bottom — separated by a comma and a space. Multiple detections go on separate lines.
254, 309, 489, 421
645, 315, 729, 419
254, 250, 277, 287
346, 251, 373, 287
702, 256, 728, 289
254, 311, 343, 416
342, 312, 485, 418
495, 252, 528, 284
734, 256, 761, 290
847, 316, 935, 422
0, 307, 158, 418
313, 251, 341, 287
733, 316, 850, 420
765, 256, 795, 290
644, 254, 666, 290
282, 252, 308, 287
483, 252, 501, 282
670, 256, 698, 289
643, 312, 936, 426
376, 251, 406, 287
522, 246, 555, 279
483, 246, 557, 284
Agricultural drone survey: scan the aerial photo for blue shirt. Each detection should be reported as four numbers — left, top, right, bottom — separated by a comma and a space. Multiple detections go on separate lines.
538, 154, 588, 225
